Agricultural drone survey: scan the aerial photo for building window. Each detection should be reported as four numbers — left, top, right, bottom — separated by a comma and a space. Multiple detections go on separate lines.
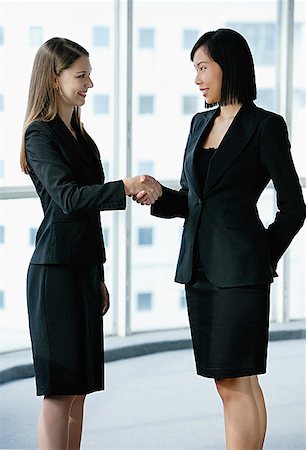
137, 292, 152, 311
0, 160, 4, 178
139, 95, 154, 114
29, 227, 37, 246
138, 161, 154, 174
0, 94, 4, 112
93, 26, 110, 47
0, 291, 4, 309
179, 291, 186, 309
94, 95, 110, 114
183, 29, 198, 50
0, 225, 4, 244
226, 22, 276, 66
138, 227, 153, 246
139, 28, 155, 49
103, 228, 109, 247
256, 88, 276, 111
102, 160, 110, 180
29, 26, 43, 47
183, 95, 198, 115
0, 27, 4, 45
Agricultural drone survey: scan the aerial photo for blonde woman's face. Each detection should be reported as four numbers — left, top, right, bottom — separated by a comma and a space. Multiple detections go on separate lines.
193, 47, 222, 105
55, 55, 93, 109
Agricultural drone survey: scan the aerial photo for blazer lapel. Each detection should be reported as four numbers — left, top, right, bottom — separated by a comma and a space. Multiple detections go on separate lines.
51, 115, 103, 181
203, 102, 264, 196
185, 108, 220, 197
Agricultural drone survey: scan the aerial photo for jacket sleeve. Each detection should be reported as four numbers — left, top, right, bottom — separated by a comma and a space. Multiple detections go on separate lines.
260, 114, 306, 270
151, 114, 199, 219
26, 125, 126, 214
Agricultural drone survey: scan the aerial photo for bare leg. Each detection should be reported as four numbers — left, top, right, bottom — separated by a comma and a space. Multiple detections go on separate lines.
67, 395, 86, 450
38, 395, 76, 450
215, 376, 260, 450
251, 375, 267, 449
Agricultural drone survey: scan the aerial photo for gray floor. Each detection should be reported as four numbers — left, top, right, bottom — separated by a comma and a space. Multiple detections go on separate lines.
0, 340, 305, 450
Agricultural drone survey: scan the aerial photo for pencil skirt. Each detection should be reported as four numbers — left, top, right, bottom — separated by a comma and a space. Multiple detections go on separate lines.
185, 271, 271, 379
27, 264, 104, 396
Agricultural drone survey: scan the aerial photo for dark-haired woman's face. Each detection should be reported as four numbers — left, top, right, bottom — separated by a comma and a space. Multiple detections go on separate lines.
193, 47, 222, 104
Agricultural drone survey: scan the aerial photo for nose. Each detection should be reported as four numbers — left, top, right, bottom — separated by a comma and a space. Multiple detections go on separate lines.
194, 72, 201, 85
86, 76, 94, 88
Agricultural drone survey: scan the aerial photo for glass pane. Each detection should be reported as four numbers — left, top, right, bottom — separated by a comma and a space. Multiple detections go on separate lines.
131, 0, 279, 332
288, 187, 306, 320
292, 0, 306, 176
1, 1, 116, 350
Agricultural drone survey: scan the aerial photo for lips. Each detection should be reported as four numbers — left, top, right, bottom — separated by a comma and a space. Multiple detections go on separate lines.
200, 88, 209, 96
78, 91, 87, 98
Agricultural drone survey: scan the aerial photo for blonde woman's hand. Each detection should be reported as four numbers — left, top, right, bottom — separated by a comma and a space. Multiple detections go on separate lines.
123, 175, 162, 204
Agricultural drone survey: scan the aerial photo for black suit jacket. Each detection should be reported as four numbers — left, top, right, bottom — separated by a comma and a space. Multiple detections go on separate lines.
152, 102, 306, 287
25, 115, 126, 268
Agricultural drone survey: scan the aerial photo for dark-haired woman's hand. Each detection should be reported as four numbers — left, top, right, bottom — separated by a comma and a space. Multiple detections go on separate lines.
100, 282, 110, 317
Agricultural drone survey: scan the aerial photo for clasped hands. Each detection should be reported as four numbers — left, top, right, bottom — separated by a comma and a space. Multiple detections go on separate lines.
123, 175, 162, 205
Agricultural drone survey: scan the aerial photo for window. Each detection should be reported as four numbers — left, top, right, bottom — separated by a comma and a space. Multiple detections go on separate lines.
138, 161, 154, 174
29, 227, 37, 246
0, 160, 4, 178
182, 95, 198, 115
29, 26, 43, 47
94, 95, 110, 114
183, 29, 198, 50
93, 26, 110, 47
103, 228, 109, 247
102, 160, 110, 180
226, 22, 276, 66
139, 96, 154, 114
139, 28, 155, 49
0, 225, 4, 244
0, 291, 4, 309
256, 88, 276, 111
179, 291, 186, 309
0, 27, 4, 45
138, 228, 153, 246
137, 292, 152, 311
0, 94, 4, 112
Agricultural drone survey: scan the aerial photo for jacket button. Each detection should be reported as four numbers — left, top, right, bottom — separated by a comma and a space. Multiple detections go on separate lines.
198, 199, 201, 205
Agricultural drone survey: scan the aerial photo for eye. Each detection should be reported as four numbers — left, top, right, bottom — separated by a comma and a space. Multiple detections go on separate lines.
200, 66, 207, 71
78, 74, 86, 78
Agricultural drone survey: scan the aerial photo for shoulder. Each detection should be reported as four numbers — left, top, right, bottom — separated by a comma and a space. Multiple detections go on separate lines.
25, 118, 57, 139
190, 108, 218, 131
255, 105, 287, 130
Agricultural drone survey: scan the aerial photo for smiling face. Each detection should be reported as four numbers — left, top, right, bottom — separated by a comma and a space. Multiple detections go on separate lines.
193, 46, 223, 105
54, 55, 93, 111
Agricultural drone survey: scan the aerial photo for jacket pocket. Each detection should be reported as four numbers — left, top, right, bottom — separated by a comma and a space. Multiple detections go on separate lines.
224, 210, 266, 233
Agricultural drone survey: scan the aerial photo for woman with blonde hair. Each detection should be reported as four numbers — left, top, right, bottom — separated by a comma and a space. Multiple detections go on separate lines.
21, 37, 161, 450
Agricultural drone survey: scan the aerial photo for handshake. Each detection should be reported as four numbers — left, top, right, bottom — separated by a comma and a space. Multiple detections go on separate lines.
123, 175, 162, 205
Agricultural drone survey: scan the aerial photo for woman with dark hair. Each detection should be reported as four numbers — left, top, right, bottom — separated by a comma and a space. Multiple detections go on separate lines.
138, 29, 305, 449
21, 37, 161, 449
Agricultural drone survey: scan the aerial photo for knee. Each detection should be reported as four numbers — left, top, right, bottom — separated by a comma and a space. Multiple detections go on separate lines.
215, 377, 252, 403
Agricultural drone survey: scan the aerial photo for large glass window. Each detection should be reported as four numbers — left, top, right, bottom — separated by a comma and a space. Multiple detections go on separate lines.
1, 0, 305, 347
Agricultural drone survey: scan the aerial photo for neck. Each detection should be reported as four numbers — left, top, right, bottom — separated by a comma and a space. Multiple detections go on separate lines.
219, 102, 243, 120
57, 106, 74, 129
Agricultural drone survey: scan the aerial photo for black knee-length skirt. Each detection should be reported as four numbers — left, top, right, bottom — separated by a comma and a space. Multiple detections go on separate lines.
185, 271, 271, 379
27, 264, 104, 396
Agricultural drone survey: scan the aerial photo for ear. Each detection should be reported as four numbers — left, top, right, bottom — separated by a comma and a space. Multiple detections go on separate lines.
53, 77, 60, 90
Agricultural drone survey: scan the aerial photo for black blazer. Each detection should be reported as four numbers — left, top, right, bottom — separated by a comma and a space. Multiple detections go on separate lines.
25, 114, 126, 268
152, 102, 306, 287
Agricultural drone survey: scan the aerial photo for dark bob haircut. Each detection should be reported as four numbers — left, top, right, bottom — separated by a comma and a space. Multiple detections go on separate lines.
190, 28, 256, 107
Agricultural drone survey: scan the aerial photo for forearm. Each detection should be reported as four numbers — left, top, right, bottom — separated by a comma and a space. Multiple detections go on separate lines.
151, 185, 188, 219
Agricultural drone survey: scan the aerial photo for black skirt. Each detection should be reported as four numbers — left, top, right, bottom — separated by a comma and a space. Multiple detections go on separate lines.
27, 264, 104, 396
185, 271, 270, 379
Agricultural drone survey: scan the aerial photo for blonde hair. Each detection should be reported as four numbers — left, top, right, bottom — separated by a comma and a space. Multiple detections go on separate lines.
20, 37, 89, 173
